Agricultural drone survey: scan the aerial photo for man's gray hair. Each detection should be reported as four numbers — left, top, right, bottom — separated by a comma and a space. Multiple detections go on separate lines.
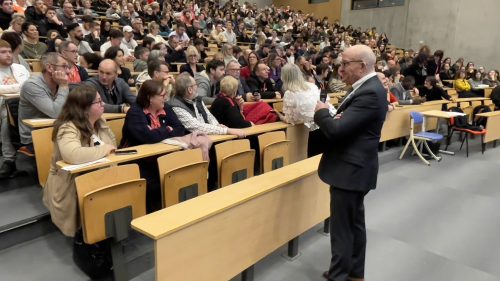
41, 52, 64, 73
174, 72, 193, 98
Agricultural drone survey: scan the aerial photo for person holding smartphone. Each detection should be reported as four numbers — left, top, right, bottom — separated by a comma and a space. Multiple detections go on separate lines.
277, 63, 332, 157
43, 85, 116, 237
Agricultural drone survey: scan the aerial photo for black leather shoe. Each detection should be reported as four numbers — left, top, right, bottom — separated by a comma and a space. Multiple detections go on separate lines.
0, 161, 17, 179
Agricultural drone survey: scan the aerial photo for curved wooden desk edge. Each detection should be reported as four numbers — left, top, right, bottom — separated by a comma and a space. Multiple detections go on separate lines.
131, 155, 322, 240
56, 143, 182, 173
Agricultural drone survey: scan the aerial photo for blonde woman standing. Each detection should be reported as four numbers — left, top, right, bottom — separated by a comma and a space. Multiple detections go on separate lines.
280, 63, 335, 156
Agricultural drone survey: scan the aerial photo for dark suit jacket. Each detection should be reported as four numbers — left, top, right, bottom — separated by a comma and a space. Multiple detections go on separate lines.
313, 75, 387, 192
85, 77, 137, 113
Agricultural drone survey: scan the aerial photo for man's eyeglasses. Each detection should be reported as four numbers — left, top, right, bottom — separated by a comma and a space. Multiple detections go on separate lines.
340, 60, 364, 67
227, 68, 241, 71
63, 49, 78, 54
51, 64, 71, 70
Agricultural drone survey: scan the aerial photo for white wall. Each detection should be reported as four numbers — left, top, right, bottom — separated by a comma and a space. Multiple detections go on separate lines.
341, 0, 500, 69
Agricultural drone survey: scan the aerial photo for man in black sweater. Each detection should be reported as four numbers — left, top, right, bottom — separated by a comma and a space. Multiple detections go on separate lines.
165, 34, 187, 64
24, 0, 46, 23
246, 63, 282, 99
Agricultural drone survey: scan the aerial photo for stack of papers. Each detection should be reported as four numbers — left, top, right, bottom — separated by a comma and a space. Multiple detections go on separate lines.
447, 112, 466, 117
62, 158, 110, 171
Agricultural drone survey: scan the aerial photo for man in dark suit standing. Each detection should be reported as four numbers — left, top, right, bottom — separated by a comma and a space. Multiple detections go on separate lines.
314, 45, 387, 281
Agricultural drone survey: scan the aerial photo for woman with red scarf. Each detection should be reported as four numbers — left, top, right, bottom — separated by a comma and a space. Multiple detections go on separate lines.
210, 76, 252, 128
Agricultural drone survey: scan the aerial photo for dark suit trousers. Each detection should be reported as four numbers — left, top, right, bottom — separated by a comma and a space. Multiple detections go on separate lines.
327, 186, 368, 281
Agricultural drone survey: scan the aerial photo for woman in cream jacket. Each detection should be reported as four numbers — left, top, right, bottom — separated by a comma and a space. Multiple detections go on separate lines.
43, 85, 116, 237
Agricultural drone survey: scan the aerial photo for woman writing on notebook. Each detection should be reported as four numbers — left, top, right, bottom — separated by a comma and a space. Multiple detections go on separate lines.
43, 85, 116, 237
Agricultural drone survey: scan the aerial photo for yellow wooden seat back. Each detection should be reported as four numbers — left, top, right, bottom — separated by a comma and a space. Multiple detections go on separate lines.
285, 124, 309, 163
81, 179, 146, 244
208, 43, 219, 53
75, 164, 144, 244
31, 61, 43, 72
273, 101, 283, 113
484, 99, 495, 111
484, 87, 493, 98
215, 139, 255, 188
32, 127, 54, 187
258, 131, 290, 173
157, 149, 209, 207
106, 118, 124, 146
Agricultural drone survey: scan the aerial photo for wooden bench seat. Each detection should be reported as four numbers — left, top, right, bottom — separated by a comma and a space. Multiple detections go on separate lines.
131, 155, 329, 281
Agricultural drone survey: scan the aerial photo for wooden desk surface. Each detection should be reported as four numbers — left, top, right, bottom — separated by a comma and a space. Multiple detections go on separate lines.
0, 93, 20, 99
22, 113, 126, 129
328, 92, 347, 98
395, 100, 450, 109
243, 99, 282, 105
131, 155, 322, 240
260, 98, 282, 104
421, 110, 458, 119
56, 142, 181, 174
476, 111, 500, 117
421, 99, 450, 106
455, 97, 489, 102
56, 122, 289, 173
243, 122, 289, 135
208, 122, 289, 141
208, 134, 235, 143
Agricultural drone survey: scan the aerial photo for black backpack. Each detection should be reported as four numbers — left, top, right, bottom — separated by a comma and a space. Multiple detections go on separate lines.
472, 105, 491, 128
448, 107, 468, 128
73, 230, 113, 279
447, 107, 483, 131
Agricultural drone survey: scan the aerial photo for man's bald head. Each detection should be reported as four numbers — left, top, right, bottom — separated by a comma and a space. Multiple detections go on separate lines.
99, 59, 118, 72
346, 45, 376, 71
338, 45, 376, 85
98, 59, 119, 87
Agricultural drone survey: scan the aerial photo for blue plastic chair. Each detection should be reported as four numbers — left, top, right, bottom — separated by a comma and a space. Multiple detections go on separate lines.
399, 111, 443, 165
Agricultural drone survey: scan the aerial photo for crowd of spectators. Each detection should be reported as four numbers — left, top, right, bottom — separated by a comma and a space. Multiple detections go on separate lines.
0, 0, 499, 240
